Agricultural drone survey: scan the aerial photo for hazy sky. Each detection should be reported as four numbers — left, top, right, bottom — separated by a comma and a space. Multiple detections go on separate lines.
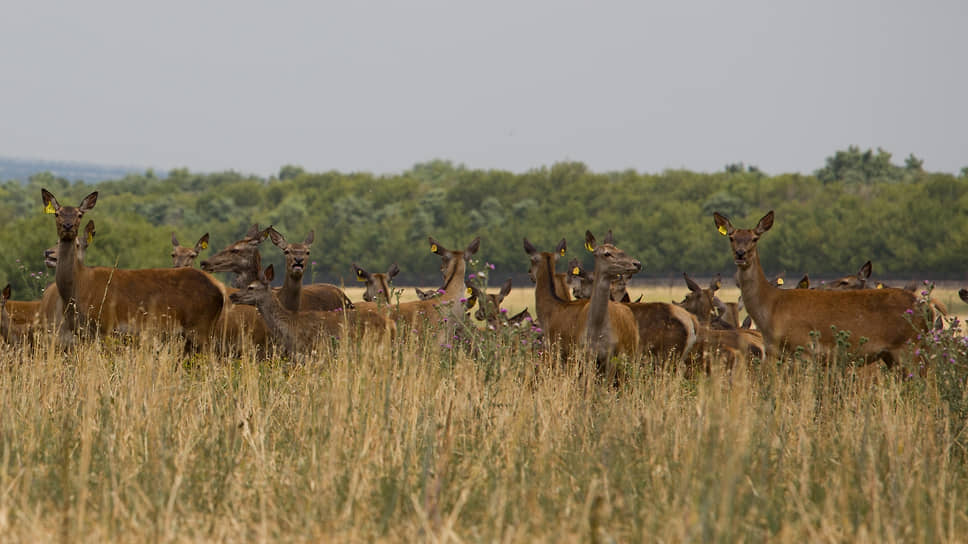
2, 1, 965, 177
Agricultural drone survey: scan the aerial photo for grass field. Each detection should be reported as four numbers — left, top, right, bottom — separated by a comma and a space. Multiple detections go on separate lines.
1, 285, 967, 541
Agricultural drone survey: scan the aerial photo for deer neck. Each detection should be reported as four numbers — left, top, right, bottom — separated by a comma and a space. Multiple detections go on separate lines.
734, 250, 777, 332
253, 291, 299, 351
375, 276, 392, 304
534, 254, 567, 327
438, 258, 466, 301
279, 269, 303, 312
584, 261, 614, 349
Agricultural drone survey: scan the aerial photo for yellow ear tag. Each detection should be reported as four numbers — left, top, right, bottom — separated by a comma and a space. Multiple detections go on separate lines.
572, 267, 580, 276
466, 287, 473, 296
86, 232, 94, 245
356, 271, 366, 282
44, 202, 56, 214
200, 241, 208, 249
718, 225, 728, 236
430, 244, 437, 253
776, 278, 784, 286
559, 248, 566, 256
584, 242, 593, 252
714, 281, 721, 289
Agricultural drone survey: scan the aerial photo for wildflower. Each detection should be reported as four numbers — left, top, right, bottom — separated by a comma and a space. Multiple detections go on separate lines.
921, 290, 929, 297
468, 273, 476, 279
487, 262, 495, 270
437, 289, 446, 295
311, 261, 317, 266
914, 348, 921, 356
442, 343, 452, 349
905, 309, 914, 315
500, 308, 508, 314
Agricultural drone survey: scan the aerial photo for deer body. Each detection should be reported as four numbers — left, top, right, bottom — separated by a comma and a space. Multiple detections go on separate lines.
715, 211, 924, 365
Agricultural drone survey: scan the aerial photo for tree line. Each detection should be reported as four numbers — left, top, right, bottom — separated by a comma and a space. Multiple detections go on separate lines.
2, 147, 967, 297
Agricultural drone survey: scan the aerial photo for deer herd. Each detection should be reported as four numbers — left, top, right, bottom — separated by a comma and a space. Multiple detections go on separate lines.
0, 190, 951, 379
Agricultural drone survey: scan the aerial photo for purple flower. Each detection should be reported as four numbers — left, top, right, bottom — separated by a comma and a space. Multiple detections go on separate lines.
487, 262, 495, 270
905, 309, 914, 315
311, 261, 317, 266
468, 273, 476, 279
437, 289, 446, 295
459, 297, 467, 303
500, 308, 508, 314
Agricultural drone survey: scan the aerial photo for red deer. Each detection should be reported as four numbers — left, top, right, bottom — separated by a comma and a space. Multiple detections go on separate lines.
267, 227, 354, 311
171, 232, 209, 268
42, 189, 225, 346
230, 265, 389, 355
714, 210, 927, 366
523, 237, 639, 375
352, 263, 400, 305
367, 237, 479, 339
568, 258, 641, 302
580, 231, 641, 377
676, 273, 765, 362
467, 278, 513, 328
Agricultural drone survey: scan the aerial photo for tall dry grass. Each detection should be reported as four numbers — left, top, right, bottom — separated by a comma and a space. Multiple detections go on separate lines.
0, 304, 966, 542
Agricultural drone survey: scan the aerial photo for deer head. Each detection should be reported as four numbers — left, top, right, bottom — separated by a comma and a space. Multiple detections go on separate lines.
429, 236, 480, 286
713, 210, 774, 270
171, 232, 210, 268
42, 189, 98, 242
584, 230, 642, 280
676, 272, 725, 324
229, 264, 274, 307
269, 227, 314, 282
567, 258, 594, 299
353, 263, 400, 303
822, 260, 872, 290
524, 238, 567, 286
201, 224, 271, 286
469, 278, 513, 327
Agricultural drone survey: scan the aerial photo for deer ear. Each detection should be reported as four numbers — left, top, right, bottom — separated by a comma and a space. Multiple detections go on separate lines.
523, 238, 537, 256
556, 238, 567, 257
304, 230, 315, 245
584, 231, 596, 252
263, 264, 274, 282
683, 272, 700, 292
354, 266, 368, 282
268, 227, 286, 248
79, 192, 98, 213
464, 237, 480, 258
245, 224, 260, 238
196, 233, 209, 251
429, 237, 443, 255
603, 229, 614, 245
755, 210, 774, 234
172, 232, 180, 246
41, 189, 60, 214
713, 212, 732, 236
859, 260, 872, 279
84, 221, 96, 247
499, 278, 512, 298
2, 283, 10, 301
387, 263, 400, 279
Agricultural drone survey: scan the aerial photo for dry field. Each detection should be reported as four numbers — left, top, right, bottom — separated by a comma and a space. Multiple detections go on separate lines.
0, 285, 967, 541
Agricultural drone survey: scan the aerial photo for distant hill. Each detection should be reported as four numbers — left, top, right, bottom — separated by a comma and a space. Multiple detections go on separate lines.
0, 156, 151, 184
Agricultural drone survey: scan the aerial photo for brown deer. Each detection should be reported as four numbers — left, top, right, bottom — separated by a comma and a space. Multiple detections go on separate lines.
580, 231, 641, 376
230, 264, 389, 355
171, 232, 209, 268
523, 237, 640, 375
267, 227, 354, 311
467, 278, 513, 328
42, 189, 225, 345
714, 210, 927, 366
391, 237, 480, 335
675, 273, 765, 362
414, 287, 440, 301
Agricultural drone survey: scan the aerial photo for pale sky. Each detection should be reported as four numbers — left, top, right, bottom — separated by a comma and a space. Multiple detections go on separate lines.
2, 0, 965, 177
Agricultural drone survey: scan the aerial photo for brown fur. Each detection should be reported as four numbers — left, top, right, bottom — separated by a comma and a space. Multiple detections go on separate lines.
171, 232, 209, 268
